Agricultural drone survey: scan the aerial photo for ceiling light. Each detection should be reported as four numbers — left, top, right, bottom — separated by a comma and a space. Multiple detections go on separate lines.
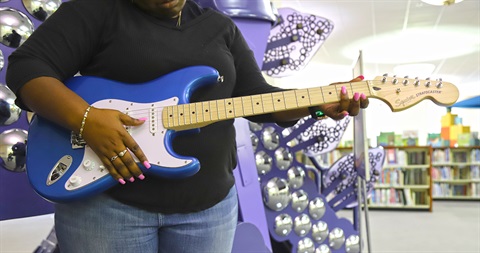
421, 0, 464, 6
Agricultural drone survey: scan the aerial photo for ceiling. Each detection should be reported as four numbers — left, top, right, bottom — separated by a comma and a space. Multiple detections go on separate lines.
269, 0, 479, 102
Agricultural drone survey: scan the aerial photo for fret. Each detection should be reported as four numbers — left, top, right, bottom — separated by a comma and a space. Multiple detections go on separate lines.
202, 101, 210, 122
177, 104, 185, 126
189, 103, 197, 124
242, 96, 254, 116
251, 94, 264, 114
261, 94, 274, 113
272, 92, 286, 111
283, 90, 299, 109
195, 102, 203, 124
209, 100, 219, 121
224, 98, 235, 118
321, 85, 339, 103
295, 89, 311, 108
233, 97, 244, 117
166, 106, 174, 128
217, 99, 227, 120
181, 104, 190, 126
307, 87, 324, 106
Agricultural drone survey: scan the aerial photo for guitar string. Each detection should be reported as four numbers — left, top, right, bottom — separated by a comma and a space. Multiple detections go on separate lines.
103, 78, 437, 121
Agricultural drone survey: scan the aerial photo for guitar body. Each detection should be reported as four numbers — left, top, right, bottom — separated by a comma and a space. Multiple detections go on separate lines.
27, 66, 220, 203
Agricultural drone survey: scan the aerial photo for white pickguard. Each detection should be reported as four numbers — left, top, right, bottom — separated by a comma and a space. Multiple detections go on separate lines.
65, 97, 193, 190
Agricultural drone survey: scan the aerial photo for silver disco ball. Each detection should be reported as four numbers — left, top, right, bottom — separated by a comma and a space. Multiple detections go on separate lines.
0, 49, 3, 71
293, 214, 312, 237
263, 177, 290, 211
0, 128, 28, 172
315, 244, 331, 253
22, 0, 62, 21
261, 126, 280, 150
0, 7, 34, 48
309, 197, 326, 220
311, 221, 329, 243
274, 147, 293, 170
250, 132, 259, 151
328, 228, 345, 250
248, 121, 263, 132
255, 151, 272, 175
291, 190, 309, 213
345, 235, 361, 253
297, 237, 315, 253
273, 213, 293, 236
0, 85, 22, 126
287, 166, 305, 189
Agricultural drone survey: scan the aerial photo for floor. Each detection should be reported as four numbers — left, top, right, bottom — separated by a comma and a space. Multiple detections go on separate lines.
367, 201, 480, 253
0, 201, 478, 253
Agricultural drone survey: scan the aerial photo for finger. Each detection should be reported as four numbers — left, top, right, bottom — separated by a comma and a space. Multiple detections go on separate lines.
360, 93, 369, 108
348, 92, 361, 116
348, 75, 364, 83
124, 137, 151, 170
339, 86, 350, 112
118, 150, 145, 181
110, 153, 135, 181
120, 113, 147, 127
100, 156, 129, 185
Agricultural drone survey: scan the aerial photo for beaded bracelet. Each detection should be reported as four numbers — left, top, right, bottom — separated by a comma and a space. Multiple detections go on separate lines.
79, 105, 92, 139
308, 106, 327, 120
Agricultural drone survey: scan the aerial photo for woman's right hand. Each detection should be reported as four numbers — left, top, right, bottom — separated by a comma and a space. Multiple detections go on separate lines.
81, 107, 150, 184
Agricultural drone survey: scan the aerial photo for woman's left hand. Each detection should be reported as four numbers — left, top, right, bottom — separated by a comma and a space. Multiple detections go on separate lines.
317, 76, 369, 120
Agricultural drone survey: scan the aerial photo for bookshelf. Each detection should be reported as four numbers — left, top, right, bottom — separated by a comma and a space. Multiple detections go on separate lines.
372, 146, 432, 211
431, 146, 480, 200
319, 146, 433, 211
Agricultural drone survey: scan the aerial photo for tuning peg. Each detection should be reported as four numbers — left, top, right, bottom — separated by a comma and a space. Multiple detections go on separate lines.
414, 77, 420, 86
436, 78, 443, 88
402, 76, 409, 85
382, 73, 388, 83
392, 75, 398, 84
425, 77, 431, 87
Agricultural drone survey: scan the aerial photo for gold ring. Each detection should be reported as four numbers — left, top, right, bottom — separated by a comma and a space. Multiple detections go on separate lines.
110, 155, 118, 162
118, 149, 128, 157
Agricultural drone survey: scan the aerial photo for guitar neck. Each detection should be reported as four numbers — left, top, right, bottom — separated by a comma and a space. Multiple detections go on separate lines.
162, 81, 372, 131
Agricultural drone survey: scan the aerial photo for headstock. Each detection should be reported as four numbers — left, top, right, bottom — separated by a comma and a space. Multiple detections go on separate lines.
369, 74, 459, 112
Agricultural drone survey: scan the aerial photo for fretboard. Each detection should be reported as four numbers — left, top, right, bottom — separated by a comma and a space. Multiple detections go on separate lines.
162, 81, 372, 131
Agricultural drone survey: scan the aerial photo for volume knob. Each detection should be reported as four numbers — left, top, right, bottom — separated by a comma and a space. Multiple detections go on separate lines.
69, 176, 82, 187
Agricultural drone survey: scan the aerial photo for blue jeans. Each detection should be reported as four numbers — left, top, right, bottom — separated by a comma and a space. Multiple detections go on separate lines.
54, 186, 238, 253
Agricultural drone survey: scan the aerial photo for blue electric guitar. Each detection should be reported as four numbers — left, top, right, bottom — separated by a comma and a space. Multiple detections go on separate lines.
26, 66, 459, 202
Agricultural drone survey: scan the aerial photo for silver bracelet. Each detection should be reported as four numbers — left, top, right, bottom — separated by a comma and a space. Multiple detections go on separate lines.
79, 105, 92, 139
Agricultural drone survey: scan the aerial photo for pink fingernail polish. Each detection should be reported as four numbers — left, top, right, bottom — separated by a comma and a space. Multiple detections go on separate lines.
129, 177, 135, 182
354, 92, 360, 101
361, 93, 367, 99
341, 86, 347, 95
343, 112, 350, 117
138, 174, 145, 180
143, 161, 151, 169
118, 179, 126, 185
138, 117, 148, 121
358, 75, 364, 80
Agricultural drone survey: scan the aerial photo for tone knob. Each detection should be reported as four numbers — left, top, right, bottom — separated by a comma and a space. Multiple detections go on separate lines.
69, 176, 82, 187
83, 160, 93, 171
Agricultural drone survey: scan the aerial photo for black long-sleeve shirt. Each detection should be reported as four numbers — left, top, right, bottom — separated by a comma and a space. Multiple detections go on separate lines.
7, 0, 291, 213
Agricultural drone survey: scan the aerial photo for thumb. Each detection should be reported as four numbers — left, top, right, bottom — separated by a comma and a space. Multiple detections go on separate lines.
120, 114, 147, 126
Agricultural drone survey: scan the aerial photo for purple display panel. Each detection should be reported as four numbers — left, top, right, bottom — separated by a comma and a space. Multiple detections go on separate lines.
251, 117, 360, 253
262, 8, 334, 77
0, 0, 58, 221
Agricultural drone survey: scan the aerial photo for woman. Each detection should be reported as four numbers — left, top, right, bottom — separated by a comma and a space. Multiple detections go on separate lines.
6, 0, 368, 252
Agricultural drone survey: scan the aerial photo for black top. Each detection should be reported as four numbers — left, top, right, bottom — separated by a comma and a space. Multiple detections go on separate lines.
7, 0, 293, 213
